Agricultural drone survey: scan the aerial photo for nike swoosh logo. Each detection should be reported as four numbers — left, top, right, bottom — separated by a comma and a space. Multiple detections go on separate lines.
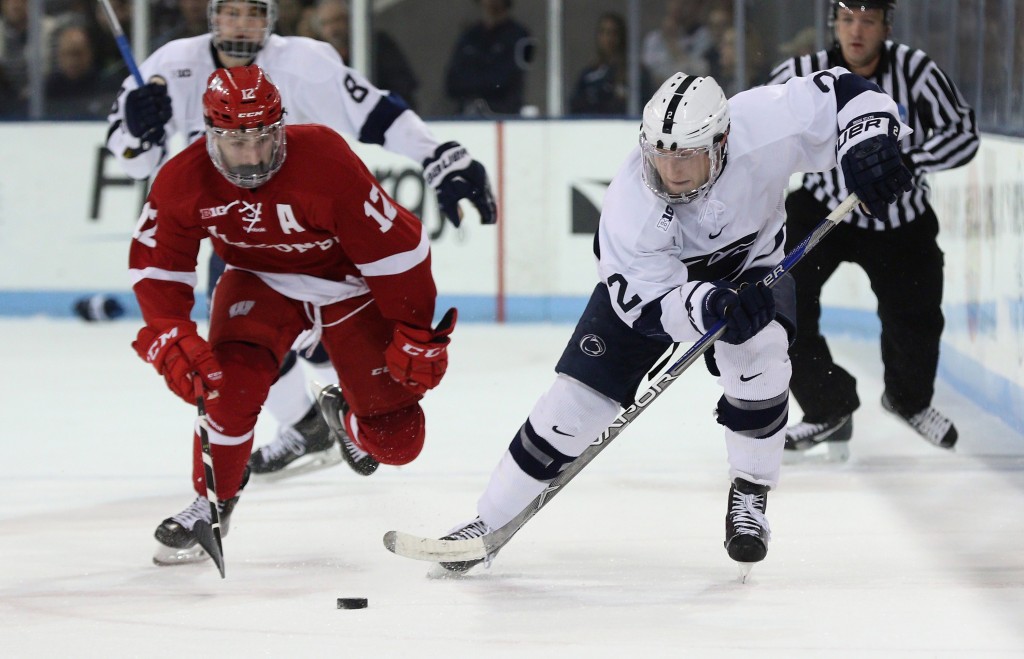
708, 228, 723, 239
551, 426, 574, 436
739, 372, 762, 382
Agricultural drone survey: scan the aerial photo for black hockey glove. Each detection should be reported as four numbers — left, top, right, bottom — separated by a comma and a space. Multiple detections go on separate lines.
422, 141, 497, 227
702, 281, 776, 345
838, 113, 912, 222
124, 82, 172, 145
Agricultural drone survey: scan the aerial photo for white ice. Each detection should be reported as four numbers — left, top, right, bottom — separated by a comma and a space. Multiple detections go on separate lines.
1, 318, 1022, 657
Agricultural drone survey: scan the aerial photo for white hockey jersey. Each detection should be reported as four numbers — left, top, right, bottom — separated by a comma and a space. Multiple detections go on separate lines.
106, 34, 440, 180
597, 67, 909, 344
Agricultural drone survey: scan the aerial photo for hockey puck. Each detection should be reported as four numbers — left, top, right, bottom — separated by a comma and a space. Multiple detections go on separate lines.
337, 598, 368, 609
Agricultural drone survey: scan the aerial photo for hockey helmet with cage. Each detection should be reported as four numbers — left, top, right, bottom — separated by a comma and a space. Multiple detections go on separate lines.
208, 0, 278, 61
829, 1, 896, 29
639, 73, 730, 204
203, 65, 286, 189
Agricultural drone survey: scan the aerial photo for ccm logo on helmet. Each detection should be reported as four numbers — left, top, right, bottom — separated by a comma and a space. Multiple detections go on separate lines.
237, 111, 264, 118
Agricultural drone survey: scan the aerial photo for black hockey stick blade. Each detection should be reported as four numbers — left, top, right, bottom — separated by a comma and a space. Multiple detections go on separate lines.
194, 376, 226, 579
383, 194, 860, 565
193, 520, 226, 578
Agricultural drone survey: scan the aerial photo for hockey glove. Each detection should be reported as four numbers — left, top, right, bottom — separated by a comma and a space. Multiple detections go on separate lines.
385, 308, 458, 395
702, 281, 776, 345
124, 81, 172, 145
838, 113, 912, 222
133, 325, 223, 404
422, 141, 497, 227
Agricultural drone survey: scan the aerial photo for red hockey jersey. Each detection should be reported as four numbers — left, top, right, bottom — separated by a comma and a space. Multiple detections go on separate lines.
129, 124, 437, 333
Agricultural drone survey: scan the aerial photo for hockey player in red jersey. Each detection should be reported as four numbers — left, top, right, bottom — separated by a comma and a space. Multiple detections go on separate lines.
130, 65, 455, 567
106, 0, 495, 483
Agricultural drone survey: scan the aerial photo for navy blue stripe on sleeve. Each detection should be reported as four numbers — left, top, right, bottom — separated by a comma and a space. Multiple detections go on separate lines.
357, 92, 410, 146
833, 71, 882, 114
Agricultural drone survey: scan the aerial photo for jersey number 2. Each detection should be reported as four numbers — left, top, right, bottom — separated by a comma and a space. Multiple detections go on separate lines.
607, 273, 641, 312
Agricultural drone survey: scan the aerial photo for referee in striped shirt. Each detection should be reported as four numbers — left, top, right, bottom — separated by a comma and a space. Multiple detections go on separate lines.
768, 0, 979, 458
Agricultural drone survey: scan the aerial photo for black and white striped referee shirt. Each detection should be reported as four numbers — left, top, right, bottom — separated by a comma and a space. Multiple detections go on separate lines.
766, 41, 979, 230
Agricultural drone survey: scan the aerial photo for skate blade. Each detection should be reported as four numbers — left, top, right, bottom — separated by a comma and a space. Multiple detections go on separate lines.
782, 440, 850, 465
152, 543, 209, 566
250, 444, 344, 483
736, 562, 755, 583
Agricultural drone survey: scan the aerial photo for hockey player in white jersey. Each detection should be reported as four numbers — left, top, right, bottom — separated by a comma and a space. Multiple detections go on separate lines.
106, 0, 495, 483
430, 70, 912, 575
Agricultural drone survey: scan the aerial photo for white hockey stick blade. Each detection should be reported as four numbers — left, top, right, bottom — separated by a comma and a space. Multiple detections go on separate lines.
383, 530, 488, 563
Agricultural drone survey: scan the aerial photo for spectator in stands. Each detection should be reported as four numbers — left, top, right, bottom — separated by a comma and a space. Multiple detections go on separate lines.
569, 12, 652, 116
713, 25, 769, 96
1, 0, 59, 116
1, 0, 30, 99
86, 0, 129, 84
152, 0, 207, 50
776, 27, 818, 60
44, 21, 111, 119
275, 0, 306, 36
314, 0, 419, 111
706, 5, 731, 45
641, 0, 714, 83
0, 60, 24, 117
444, 0, 533, 116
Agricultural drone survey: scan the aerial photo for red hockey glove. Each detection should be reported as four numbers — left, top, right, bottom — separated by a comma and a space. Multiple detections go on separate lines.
132, 325, 223, 404
385, 308, 457, 395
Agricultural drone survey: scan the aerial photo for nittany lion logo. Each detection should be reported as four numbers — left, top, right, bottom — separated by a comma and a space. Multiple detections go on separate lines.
580, 334, 606, 357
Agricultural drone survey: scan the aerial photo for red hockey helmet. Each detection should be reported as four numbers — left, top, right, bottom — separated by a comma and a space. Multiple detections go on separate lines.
203, 65, 286, 188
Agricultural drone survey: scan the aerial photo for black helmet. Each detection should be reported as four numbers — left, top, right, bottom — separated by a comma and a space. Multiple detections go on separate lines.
829, 1, 896, 29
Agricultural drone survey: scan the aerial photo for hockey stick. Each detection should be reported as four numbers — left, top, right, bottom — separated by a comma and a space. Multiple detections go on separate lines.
383, 192, 861, 564
193, 377, 226, 578
97, 0, 143, 86
98, 0, 167, 157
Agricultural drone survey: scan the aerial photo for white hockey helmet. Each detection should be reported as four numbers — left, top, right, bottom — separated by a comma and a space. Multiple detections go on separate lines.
639, 73, 730, 204
209, 0, 278, 61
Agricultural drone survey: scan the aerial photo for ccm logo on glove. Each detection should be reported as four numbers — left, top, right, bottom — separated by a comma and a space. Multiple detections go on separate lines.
385, 308, 457, 395
133, 324, 223, 404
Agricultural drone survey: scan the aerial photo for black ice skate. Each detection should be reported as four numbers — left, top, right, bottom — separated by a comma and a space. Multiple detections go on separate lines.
315, 383, 380, 476
783, 414, 852, 463
248, 402, 342, 481
881, 392, 958, 449
724, 478, 771, 582
153, 493, 242, 567
435, 517, 497, 575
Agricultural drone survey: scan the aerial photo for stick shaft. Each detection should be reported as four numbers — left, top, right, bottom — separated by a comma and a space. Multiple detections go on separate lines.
97, 0, 144, 85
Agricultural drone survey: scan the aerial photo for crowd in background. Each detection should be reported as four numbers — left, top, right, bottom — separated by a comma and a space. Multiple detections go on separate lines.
0, 0, 1021, 136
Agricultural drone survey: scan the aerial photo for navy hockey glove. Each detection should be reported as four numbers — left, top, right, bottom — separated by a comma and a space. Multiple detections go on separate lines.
124, 82, 172, 145
423, 141, 497, 227
838, 113, 912, 222
702, 281, 776, 345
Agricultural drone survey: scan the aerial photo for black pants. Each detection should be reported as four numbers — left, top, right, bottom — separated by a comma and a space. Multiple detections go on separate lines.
785, 189, 945, 420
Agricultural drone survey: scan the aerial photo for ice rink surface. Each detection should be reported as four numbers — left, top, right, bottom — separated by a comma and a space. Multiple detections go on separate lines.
1, 318, 1022, 658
